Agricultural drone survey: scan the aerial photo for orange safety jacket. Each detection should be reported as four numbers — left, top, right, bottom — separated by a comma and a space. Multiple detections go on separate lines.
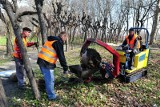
126, 34, 138, 49
13, 37, 35, 59
13, 38, 27, 59
38, 40, 58, 64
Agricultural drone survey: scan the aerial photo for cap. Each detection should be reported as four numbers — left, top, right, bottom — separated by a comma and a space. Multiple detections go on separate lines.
23, 27, 32, 32
129, 28, 134, 32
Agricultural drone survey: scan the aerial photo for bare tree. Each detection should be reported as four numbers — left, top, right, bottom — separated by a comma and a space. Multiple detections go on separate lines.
150, 0, 160, 44
130, 0, 157, 28
0, 9, 13, 56
35, 0, 47, 45
0, 0, 40, 99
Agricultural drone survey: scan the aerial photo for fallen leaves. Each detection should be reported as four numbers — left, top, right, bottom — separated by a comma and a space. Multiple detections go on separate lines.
8, 46, 160, 107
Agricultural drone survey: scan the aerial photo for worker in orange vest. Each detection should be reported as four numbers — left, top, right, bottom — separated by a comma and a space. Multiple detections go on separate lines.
37, 31, 68, 100
13, 27, 38, 89
122, 28, 139, 70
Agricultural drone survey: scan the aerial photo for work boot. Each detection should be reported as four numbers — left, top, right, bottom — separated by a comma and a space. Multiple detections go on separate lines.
49, 96, 61, 101
129, 66, 134, 70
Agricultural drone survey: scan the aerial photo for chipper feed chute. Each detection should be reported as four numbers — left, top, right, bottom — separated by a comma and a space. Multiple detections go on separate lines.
69, 38, 120, 81
69, 65, 98, 79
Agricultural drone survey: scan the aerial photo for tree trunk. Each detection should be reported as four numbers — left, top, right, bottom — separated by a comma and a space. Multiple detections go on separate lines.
6, 34, 13, 56
6, 22, 13, 56
84, 31, 87, 42
70, 26, 77, 50
3, 1, 41, 100
126, 11, 129, 32
0, 79, 8, 107
149, 0, 160, 45
35, 0, 47, 45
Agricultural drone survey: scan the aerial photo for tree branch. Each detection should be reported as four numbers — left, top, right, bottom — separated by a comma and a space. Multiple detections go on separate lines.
0, 8, 6, 23
16, 11, 37, 21
32, 17, 39, 23
12, 0, 17, 12
30, 20, 39, 27
0, 0, 5, 4
141, 0, 157, 20
43, 13, 51, 28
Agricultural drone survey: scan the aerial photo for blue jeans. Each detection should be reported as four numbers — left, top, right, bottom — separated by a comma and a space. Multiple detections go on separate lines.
39, 66, 56, 99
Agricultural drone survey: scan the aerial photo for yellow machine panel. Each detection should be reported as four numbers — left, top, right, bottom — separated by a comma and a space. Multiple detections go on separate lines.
126, 49, 149, 73
117, 49, 149, 74
134, 49, 149, 68
117, 50, 126, 63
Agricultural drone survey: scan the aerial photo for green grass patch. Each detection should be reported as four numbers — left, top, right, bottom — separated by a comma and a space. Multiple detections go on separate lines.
0, 49, 13, 65
0, 58, 11, 65
0, 52, 12, 65
65, 48, 81, 65
0, 36, 6, 46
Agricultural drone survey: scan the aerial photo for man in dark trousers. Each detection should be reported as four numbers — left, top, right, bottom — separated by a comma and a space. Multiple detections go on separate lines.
13, 27, 38, 89
37, 31, 68, 100
122, 28, 138, 70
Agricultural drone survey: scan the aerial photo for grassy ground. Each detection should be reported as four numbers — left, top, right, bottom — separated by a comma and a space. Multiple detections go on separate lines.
0, 36, 6, 46
0, 49, 12, 65
4, 44, 160, 107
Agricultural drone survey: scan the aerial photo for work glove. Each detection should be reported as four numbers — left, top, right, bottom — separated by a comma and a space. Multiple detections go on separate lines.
133, 49, 137, 54
126, 50, 132, 53
122, 45, 129, 50
34, 42, 39, 48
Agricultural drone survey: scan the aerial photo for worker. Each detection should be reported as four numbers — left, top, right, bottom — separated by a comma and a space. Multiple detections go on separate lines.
13, 27, 38, 89
122, 28, 139, 70
37, 31, 69, 101
137, 35, 143, 51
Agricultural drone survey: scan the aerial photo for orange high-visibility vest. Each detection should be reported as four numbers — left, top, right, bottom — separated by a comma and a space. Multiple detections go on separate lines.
38, 40, 58, 64
126, 34, 137, 49
13, 38, 27, 58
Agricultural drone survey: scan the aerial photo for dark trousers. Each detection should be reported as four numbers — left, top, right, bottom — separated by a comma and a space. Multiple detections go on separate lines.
128, 52, 135, 68
14, 57, 26, 86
